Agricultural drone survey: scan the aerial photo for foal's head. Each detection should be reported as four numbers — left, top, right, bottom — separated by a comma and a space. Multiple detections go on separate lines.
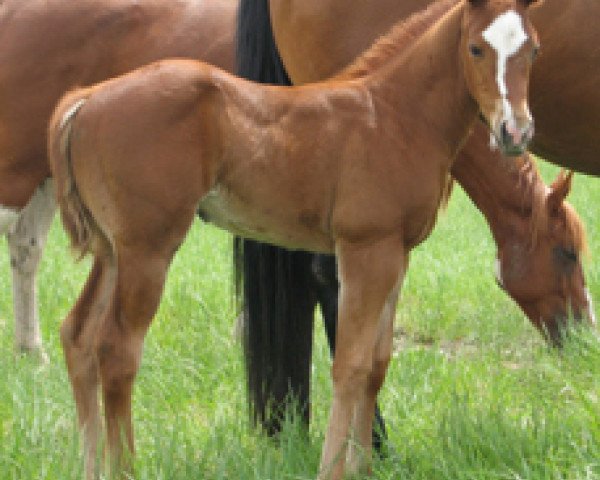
461, 0, 539, 156
496, 171, 595, 345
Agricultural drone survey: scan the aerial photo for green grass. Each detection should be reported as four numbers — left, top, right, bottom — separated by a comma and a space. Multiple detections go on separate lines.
1, 162, 599, 479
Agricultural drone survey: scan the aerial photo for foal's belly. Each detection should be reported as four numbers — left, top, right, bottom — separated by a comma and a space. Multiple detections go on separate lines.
197, 185, 335, 253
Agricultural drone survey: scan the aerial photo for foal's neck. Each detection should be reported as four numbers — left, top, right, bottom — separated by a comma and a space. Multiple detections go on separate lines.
365, 2, 476, 162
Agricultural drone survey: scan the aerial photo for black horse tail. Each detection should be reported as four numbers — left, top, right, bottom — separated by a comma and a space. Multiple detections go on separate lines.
235, 0, 317, 435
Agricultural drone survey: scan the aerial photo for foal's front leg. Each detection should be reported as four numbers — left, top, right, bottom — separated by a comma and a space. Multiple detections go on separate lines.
345, 273, 402, 475
312, 253, 389, 455
318, 237, 405, 480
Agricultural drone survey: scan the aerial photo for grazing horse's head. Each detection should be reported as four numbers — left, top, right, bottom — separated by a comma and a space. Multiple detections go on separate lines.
496, 171, 596, 346
461, 0, 539, 156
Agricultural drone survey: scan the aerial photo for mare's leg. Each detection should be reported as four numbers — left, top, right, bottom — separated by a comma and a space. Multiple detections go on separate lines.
8, 178, 56, 356
318, 237, 405, 480
61, 258, 116, 480
312, 254, 388, 455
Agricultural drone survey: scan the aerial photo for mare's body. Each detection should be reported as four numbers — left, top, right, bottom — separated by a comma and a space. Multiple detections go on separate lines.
0, 0, 235, 353
48, 1, 539, 478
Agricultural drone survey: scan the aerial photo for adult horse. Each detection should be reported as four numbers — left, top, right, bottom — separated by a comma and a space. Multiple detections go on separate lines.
237, 0, 598, 444
0, 0, 235, 356
48, 1, 540, 478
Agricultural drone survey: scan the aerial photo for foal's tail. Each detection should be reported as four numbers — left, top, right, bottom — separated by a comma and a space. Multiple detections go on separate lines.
236, 0, 317, 435
48, 89, 97, 259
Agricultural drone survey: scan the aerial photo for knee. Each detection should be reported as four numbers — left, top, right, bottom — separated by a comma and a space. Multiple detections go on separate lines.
332, 353, 391, 398
9, 236, 43, 274
332, 357, 372, 395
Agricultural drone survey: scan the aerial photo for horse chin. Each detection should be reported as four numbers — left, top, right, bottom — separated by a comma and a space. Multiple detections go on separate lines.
497, 141, 528, 158
487, 122, 533, 157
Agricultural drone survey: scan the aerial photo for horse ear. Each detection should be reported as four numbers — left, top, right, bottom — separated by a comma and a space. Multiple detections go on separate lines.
547, 170, 573, 214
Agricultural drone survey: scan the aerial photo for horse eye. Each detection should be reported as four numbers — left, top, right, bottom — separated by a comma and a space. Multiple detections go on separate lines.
561, 247, 578, 262
469, 44, 484, 58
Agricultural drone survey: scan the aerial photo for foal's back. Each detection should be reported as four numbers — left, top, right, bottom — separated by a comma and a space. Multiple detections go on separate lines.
55, 58, 413, 254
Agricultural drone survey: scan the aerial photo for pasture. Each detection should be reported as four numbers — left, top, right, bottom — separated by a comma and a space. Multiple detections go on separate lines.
1, 161, 599, 479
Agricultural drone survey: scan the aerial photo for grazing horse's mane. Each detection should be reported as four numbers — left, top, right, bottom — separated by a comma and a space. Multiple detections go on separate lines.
521, 158, 550, 247
335, 0, 460, 80
565, 199, 588, 256
519, 158, 588, 255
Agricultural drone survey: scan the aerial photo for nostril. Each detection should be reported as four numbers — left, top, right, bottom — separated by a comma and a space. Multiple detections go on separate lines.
500, 121, 531, 147
500, 122, 511, 144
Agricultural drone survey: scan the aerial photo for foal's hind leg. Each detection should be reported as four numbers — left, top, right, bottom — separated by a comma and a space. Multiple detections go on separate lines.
318, 237, 405, 480
61, 258, 116, 480
8, 178, 56, 358
96, 244, 173, 477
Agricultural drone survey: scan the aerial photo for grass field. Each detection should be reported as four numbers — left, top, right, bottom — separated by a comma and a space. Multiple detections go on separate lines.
1, 162, 599, 479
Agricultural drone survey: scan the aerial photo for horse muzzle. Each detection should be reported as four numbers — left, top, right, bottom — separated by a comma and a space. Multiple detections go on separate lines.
494, 119, 534, 157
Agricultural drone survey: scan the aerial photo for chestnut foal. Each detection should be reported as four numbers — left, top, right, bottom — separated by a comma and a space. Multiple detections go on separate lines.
48, 0, 539, 478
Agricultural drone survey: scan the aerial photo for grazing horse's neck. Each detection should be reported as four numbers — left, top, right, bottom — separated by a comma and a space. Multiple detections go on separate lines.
364, 2, 476, 161
452, 129, 546, 248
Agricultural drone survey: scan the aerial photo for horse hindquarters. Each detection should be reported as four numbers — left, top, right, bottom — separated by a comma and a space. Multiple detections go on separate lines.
48, 87, 196, 477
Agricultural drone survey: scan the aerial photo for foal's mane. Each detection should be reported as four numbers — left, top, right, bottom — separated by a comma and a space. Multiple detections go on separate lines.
335, 0, 460, 80
334, 0, 460, 212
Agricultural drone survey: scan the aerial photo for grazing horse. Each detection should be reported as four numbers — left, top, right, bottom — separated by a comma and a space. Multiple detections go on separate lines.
48, 0, 539, 477
237, 0, 597, 444
0, 0, 235, 356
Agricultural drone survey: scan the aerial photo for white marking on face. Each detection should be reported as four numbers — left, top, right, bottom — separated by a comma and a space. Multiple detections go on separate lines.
0, 205, 20, 234
482, 10, 528, 127
495, 258, 504, 287
584, 288, 597, 326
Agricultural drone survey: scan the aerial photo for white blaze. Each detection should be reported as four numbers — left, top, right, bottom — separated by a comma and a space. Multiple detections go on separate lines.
482, 10, 528, 126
